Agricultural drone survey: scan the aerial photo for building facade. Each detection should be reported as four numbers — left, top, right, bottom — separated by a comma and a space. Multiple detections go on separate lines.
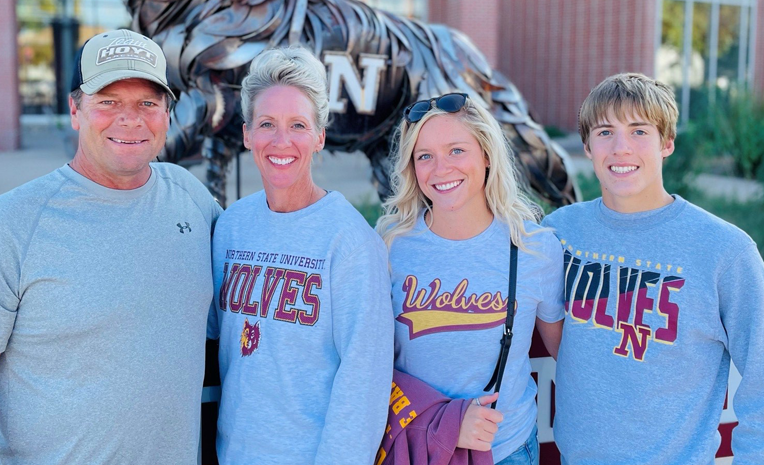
431, 0, 763, 132
6, 0, 761, 149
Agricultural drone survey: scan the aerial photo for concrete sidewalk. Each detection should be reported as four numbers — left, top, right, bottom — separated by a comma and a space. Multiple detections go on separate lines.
0, 123, 74, 194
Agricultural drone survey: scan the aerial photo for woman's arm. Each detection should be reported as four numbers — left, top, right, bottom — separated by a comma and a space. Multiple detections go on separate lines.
535, 229, 566, 361
314, 236, 395, 465
536, 317, 563, 360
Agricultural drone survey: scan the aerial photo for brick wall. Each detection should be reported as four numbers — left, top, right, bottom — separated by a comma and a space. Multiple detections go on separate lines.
429, 0, 501, 67
0, 1, 20, 151
429, 0, 659, 132
497, 0, 658, 131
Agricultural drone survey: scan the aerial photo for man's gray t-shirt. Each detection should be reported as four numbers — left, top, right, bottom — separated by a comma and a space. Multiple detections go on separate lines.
0, 163, 222, 464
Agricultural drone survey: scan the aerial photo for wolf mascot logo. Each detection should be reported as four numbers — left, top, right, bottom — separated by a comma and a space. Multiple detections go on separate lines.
240, 318, 261, 357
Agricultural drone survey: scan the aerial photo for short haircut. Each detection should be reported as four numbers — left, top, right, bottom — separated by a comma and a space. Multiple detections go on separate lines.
578, 73, 678, 149
239, 46, 329, 130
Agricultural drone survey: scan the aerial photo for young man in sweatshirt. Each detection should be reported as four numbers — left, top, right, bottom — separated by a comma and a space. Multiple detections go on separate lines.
543, 73, 764, 465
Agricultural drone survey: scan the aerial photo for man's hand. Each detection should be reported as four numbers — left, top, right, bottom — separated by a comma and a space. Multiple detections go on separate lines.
457, 392, 504, 451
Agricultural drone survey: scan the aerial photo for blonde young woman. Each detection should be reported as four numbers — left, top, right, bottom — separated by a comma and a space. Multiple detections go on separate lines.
377, 93, 564, 465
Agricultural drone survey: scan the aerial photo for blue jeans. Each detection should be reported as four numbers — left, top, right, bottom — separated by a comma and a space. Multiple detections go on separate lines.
494, 425, 539, 465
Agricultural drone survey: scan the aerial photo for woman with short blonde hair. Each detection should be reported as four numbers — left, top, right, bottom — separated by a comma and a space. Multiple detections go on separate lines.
209, 46, 394, 465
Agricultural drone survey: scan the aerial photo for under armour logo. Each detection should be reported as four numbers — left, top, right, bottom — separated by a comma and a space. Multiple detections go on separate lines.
177, 222, 192, 233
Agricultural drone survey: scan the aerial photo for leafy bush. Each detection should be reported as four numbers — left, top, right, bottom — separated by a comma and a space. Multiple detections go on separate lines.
353, 196, 383, 227
574, 172, 602, 202
681, 87, 764, 183
543, 125, 568, 139
664, 128, 705, 199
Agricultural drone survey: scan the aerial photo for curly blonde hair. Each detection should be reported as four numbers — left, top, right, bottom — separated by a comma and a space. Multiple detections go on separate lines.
377, 97, 542, 250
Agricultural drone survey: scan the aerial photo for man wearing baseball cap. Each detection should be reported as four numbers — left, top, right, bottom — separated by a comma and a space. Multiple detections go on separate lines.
0, 29, 221, 464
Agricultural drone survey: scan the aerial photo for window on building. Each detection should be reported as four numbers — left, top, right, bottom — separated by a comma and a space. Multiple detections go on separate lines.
656, 0, 757, 126
17, 0, 131, 115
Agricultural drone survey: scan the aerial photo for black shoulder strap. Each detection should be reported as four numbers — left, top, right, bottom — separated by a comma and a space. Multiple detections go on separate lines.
483, 241, 518, 409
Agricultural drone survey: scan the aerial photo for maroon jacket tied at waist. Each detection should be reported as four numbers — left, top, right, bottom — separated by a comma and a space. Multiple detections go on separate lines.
375, 369, 494, 465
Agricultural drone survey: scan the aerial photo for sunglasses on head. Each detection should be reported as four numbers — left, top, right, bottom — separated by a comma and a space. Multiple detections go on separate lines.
403, 93, 469, 124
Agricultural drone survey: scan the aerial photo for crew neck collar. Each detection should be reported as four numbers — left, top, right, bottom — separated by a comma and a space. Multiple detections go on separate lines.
60, 164, 157, 200
257, 189, 339, 221
595, 195, 686, 230
416, 210, 500, 244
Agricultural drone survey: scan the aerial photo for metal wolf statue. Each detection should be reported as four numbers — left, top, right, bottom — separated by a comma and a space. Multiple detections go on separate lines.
126, 0, 578, 207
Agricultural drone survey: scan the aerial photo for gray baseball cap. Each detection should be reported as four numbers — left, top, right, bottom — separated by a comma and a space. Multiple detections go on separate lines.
71, 29, 176, 99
